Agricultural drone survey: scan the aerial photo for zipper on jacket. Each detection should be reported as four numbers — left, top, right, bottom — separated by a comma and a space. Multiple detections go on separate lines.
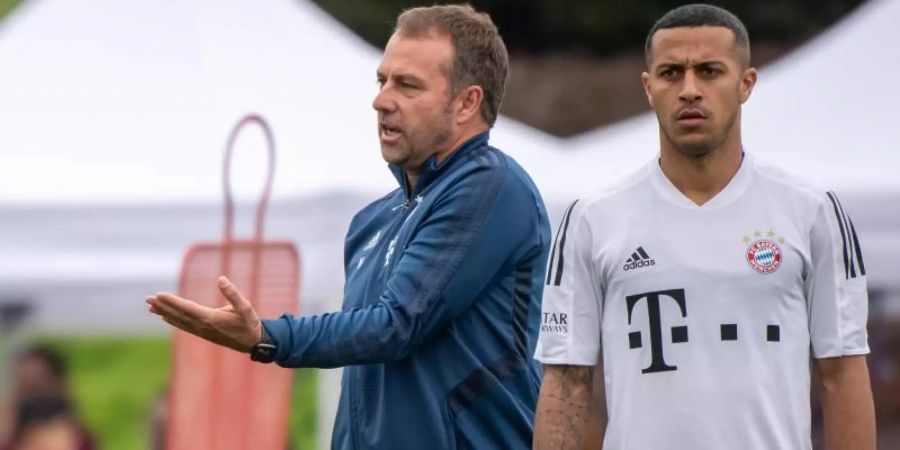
391, 199, 410, 211
349, 194, 415, 449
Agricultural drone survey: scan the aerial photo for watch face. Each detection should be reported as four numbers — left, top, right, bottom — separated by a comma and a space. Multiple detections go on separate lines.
251, 343, 277, 363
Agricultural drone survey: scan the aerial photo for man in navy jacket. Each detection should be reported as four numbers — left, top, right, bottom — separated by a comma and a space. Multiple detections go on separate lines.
147, 4, 551, 449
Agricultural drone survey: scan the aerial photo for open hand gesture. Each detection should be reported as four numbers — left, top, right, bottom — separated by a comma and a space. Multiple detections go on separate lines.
146, 276, 262, 353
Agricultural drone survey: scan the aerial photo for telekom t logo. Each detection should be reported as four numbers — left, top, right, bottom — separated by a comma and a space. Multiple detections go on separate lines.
626, 289, 687, 374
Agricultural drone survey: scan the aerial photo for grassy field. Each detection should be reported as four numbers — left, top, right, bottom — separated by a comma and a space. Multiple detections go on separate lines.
35, 336, 317, 450
0, 0, 22, 21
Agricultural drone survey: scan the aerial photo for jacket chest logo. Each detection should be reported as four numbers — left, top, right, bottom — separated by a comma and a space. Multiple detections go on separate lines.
384, 236, 398, 267
384, 195, 426, 268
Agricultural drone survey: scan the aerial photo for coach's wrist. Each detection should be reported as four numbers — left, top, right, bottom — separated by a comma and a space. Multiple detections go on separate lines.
249, 324, 278, 363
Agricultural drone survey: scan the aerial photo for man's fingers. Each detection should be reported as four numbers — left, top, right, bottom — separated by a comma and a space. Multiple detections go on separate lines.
161, 307, 250, 353
151, 298, 221, 343
146, 281, 259, 352
148, 303, 163, 316
217, 276, 255, 318
157, 292, 212, 321
148, 295, 200, 334
147, 292, 212, 322
161, 314, 193, 334
146, 295, 182, 319
147, 296, 161, 315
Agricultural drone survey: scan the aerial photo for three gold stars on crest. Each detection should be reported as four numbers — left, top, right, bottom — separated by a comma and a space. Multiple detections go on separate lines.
742, 230, 785, 244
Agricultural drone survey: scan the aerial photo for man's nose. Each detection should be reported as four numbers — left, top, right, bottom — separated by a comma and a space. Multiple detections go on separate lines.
678, 71, 702, 104
372, 85, 396, 113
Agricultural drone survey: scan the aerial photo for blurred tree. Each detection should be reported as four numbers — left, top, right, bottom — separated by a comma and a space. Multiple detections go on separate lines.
311, 0, 866, 56
0, 0, 23, 21
311, 0, 867, 136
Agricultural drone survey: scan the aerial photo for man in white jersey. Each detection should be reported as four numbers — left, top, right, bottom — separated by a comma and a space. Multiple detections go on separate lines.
532, 4, 876, 450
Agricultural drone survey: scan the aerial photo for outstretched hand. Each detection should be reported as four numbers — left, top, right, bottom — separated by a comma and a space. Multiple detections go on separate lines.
146, 276, 262, 353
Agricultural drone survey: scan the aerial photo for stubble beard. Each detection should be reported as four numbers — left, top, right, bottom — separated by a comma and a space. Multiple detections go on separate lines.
664, 107, 740, 159
405, 102, 455, 168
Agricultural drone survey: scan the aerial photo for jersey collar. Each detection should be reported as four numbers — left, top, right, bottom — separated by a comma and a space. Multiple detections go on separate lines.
650, 151, 754, 209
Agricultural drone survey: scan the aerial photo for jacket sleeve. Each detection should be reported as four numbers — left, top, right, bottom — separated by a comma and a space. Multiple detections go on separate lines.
263, 160, 545, 368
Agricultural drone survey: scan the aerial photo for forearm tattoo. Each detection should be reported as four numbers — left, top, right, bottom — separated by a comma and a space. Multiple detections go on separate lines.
534, 365, 594, 450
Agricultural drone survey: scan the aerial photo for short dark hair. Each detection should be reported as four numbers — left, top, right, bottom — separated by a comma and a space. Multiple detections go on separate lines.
17, 345, 67, 380
395, 4, 509, 126
645, 4, 751, 67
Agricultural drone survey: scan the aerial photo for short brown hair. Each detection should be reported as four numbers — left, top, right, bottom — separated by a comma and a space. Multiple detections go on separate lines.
395, 4, 509, 126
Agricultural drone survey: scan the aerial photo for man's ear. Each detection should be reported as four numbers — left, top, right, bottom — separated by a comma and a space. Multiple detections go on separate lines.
739, 67, 758, 104
641, 72, 654, 108
455, 85, 484, 125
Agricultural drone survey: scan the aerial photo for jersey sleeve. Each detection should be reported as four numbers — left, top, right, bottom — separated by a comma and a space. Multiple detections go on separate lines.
807, 191, 870, 359
534, 200, 603, 366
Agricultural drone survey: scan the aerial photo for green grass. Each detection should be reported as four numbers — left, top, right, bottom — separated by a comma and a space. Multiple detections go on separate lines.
33, 336, 317, 450
0, 0, 23, 21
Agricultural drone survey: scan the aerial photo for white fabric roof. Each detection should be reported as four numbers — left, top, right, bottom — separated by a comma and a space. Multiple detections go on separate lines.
0, 0, 562, 205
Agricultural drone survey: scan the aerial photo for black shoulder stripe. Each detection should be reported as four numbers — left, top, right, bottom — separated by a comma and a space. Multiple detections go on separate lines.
831, 193, 857, 278
546, 200, 577, 285
826, 192, 850, 279
553, 200, 580, 286
848, 216, 866, 277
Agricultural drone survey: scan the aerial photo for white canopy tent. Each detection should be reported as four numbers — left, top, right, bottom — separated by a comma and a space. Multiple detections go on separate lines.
0, 0, 564, 331
0, 0, 560, 205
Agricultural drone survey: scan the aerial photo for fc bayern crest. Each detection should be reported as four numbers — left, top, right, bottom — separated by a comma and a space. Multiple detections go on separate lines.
746, 239, 782, 274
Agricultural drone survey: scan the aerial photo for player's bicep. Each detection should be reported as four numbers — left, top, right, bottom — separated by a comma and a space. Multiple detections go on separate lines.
808, 192, 869, 358
535, 201, 602, 365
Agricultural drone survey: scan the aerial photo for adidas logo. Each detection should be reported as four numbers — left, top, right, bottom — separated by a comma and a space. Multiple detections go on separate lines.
623, 246, 655, 271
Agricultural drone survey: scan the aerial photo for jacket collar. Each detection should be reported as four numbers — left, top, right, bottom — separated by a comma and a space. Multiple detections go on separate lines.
389, 131, 490, 199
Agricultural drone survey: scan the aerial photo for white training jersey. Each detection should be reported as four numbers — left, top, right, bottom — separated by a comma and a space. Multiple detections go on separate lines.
534, 154, 869, 450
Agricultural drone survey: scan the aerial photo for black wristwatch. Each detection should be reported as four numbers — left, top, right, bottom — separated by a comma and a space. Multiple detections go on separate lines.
250, 327, 278, 363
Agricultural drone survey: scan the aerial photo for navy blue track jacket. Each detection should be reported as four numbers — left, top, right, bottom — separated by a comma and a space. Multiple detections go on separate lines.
263, 131, 551, 449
